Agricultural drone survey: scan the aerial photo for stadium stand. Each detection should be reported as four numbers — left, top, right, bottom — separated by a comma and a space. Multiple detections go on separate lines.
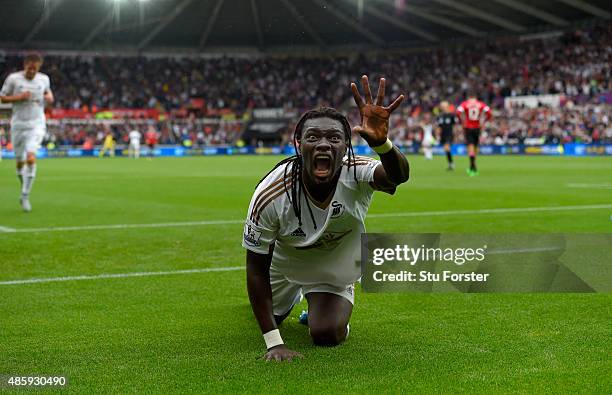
1, 24, 611, 147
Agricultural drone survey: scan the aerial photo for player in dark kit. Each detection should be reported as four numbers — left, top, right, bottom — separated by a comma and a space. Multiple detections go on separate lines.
436, 101, 457, 170
456, 95, 492, 176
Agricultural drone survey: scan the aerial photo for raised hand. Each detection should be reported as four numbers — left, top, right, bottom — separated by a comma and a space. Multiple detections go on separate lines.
351, 75, 404, 147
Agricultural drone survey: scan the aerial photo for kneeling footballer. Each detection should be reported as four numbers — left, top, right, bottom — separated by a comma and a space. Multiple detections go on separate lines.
243, 76, 410, 361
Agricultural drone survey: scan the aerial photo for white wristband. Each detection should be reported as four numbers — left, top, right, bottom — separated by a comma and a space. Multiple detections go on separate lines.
372, 138, 393, 154
263, 329, 284, 350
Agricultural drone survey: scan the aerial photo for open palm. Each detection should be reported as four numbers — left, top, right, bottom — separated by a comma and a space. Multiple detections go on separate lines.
351, 75, 404, 146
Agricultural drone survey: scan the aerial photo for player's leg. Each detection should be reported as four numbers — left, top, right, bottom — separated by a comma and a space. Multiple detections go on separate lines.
466, 129, 479, 175
474, 135, 480, 173
305, 287, 353, 346
19, 132, 42, 212
135, 143, 140, 159
12, 131, 26, 188
467, 143, 475, 171
424, 142, 433, 160
270, 266, 302, 325
443, 134, 454, 170
110, 144, 115, 158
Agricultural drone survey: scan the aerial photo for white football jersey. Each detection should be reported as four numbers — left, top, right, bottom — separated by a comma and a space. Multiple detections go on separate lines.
422, 124, 433, 140
0, 71, 50, 131
129, 130, 141, 144
242, 156, 380, 287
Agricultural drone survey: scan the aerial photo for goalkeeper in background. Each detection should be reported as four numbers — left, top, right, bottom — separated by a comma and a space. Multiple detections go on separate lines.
99, 131, 115, 158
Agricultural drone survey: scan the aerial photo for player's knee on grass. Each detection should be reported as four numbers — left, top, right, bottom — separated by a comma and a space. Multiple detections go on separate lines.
309, 321, 347, 346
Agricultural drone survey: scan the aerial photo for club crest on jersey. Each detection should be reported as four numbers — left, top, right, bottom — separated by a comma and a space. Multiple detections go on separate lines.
290, 227, 306, 237
330, 201, 345, 218
243, 223, 262, 247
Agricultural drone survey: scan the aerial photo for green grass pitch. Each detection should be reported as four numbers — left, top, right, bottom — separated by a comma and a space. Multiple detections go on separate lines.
0, 155, 610, 393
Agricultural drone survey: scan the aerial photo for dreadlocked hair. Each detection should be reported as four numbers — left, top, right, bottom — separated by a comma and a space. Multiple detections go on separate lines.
255, 107, 357, 230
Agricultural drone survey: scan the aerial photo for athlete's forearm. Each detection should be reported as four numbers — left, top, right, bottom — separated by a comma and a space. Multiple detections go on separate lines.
0, 95, 24, 103
44, 92, 54, 104
246, 251, 277, 334
378, 145, 409, 185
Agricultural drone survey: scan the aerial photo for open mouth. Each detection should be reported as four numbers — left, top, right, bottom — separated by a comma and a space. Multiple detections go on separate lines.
313, 155, 332, 178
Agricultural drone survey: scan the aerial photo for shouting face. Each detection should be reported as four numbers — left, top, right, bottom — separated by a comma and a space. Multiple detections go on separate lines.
299, 117, 347, 185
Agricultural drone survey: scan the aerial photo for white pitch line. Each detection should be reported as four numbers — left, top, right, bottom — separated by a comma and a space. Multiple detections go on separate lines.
567, 183, 612, 189
0, 266, 243, 286
366, 204, 612, 218
487, 246, 562, 255
0, 225, 16, 233
0, 246, 569, 287
8, 219, 243, 233
2, 204, 611, 234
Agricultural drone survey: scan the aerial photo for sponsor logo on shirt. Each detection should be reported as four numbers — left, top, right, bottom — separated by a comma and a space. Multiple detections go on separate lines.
330, 201, 345, 219
296, 229, 352, 251
243, 223, 262, 247
290, 227, 306, 237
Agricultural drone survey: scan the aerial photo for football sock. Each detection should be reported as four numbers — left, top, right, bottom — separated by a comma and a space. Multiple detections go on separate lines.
22, 163, 36, 197
469, 155, 476, 171
16, 167, 24, 187
446, 151, 453, 164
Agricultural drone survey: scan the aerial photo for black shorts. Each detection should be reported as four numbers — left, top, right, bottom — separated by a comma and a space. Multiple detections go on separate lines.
148, 143, 155, 149
440, 131, 454, 145
465, 128, 480, 146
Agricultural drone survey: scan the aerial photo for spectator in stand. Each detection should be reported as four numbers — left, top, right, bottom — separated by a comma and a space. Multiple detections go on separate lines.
0, 24, 609, 147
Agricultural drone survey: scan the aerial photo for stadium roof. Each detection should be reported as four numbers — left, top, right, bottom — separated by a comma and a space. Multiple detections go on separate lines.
1, 0, 610, 54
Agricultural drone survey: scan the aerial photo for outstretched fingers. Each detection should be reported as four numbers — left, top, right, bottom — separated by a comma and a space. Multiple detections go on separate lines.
375, 78, 385, 106
385, 94, 405, 113
351, 82, 364, 110
361, 75, 373, 104
352, 75, 404, 113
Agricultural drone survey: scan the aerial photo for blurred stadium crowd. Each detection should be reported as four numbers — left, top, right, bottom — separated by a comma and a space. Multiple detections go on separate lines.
1, 24, 611, 147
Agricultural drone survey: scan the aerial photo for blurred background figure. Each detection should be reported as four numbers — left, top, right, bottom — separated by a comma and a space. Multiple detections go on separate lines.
98, 131, 115, 158
128, 128, 141, 159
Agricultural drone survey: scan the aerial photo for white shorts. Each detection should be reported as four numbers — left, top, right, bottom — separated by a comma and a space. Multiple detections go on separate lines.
422, 135, 435, 146
270, 265, 355, 316
11, 127, 44, 161
129, 142, 140, 149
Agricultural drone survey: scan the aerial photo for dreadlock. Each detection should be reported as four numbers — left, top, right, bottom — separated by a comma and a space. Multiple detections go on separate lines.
256, 107, 357, 230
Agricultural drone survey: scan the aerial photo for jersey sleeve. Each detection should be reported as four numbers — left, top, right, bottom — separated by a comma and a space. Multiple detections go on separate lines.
0, 74, 15, 97
483, 104, 492, 120
455, 105, 465, 123
242, 184, 280, 254
44, 75, 51, 93
352, 156, 379, 185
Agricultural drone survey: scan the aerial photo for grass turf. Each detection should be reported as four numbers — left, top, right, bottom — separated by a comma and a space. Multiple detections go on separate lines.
0, 155, 610, 393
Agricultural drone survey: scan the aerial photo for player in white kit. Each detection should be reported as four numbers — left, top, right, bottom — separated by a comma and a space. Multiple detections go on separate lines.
420, 114, 435, 160
0, 53, 53, 212
244, 76, 409, 361
128, 129, 142, 159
